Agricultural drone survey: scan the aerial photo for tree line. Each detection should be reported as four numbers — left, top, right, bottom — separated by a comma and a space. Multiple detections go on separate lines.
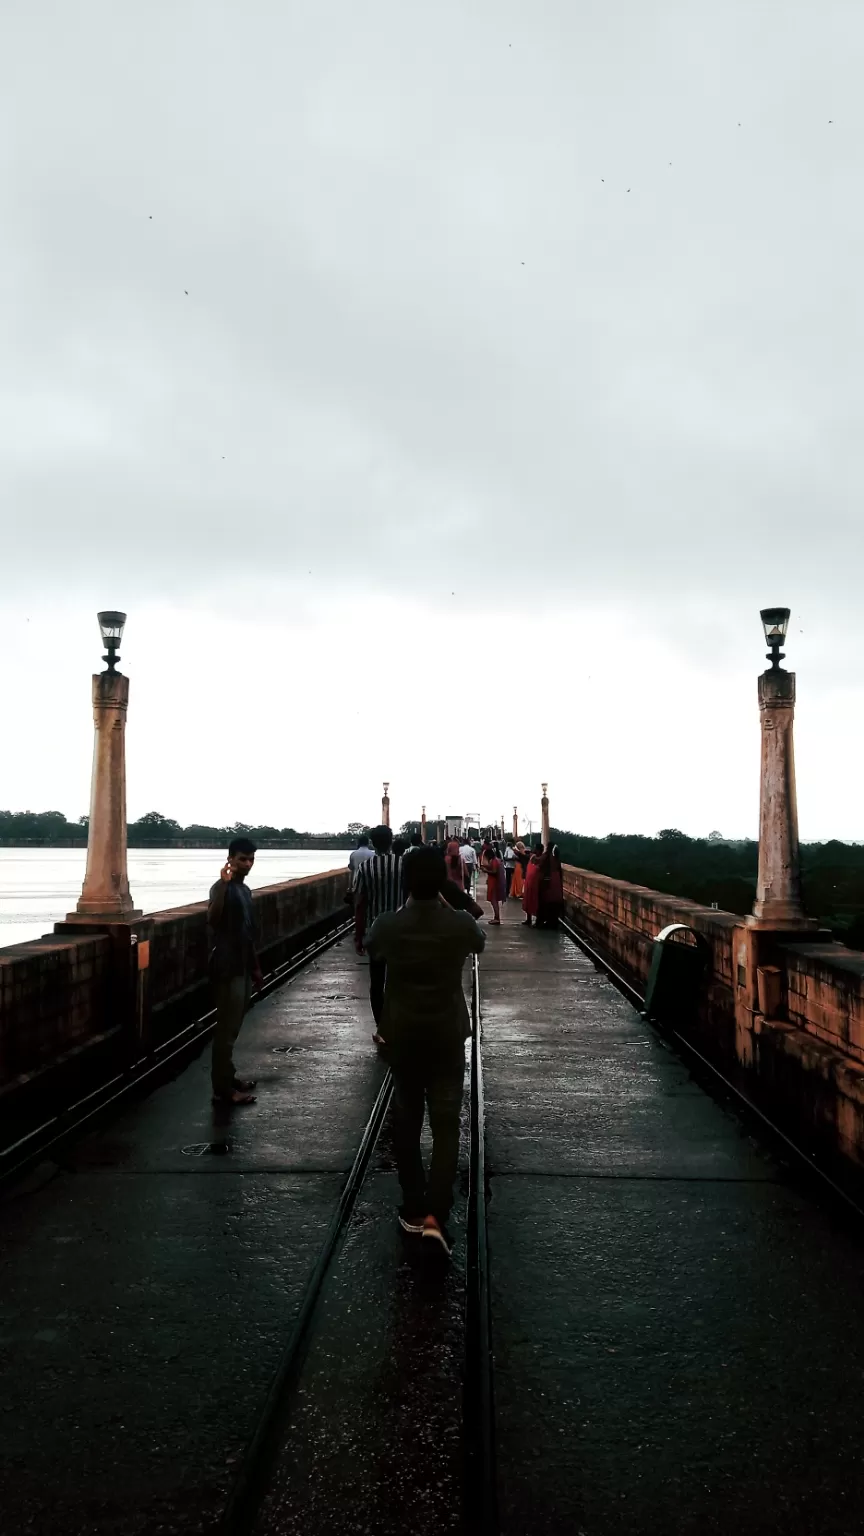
548, 828, 864, 949
0, 810, 365, 850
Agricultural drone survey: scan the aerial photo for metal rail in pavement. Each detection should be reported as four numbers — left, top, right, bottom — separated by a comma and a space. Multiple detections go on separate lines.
220, 951, 498, 1535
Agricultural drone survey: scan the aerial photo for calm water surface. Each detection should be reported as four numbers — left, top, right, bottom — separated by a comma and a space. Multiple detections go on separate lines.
0, 848, 351, 949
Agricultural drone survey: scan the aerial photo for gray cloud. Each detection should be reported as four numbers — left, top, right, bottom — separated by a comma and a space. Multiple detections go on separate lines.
2, 0, 861, 615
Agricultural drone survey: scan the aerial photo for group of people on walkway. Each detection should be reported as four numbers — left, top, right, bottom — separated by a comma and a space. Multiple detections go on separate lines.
203, 825, 566, 1260
350, 829, 565, 932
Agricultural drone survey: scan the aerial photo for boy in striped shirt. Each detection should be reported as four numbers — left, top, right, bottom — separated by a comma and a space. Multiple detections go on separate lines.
353, 824, 404, 1040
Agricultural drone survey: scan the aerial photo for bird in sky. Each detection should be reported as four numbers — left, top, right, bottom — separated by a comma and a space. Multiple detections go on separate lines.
184, 289, 188, 295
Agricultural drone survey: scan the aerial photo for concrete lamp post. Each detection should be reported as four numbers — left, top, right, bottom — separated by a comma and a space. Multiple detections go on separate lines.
382, 782, 390, 828
748, 608, 815, 930
541, 783, 550, 848
513, 806, 519, 840
68, 611, 142, 922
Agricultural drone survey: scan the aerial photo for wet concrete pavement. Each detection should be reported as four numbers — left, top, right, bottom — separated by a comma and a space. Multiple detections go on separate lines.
0, 938, 390, 1536
7, 906, 864, 1534
483, 905, 864, 1536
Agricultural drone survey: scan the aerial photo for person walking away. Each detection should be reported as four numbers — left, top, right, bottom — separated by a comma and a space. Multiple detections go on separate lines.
349, 833, 375, 878
493, 842, 507, 905
537, 844, 565, 929
366, 847, 486, 1256
460, 837, 477, 893
207, 837, 263, 1105
482, 844, 503, 924
510, 840, 528, 900
503, 840, 517, 896
346, 832, 374, 912
522, 843, 544, 927
353, 824, 405, 1042
445, 837, 462, 887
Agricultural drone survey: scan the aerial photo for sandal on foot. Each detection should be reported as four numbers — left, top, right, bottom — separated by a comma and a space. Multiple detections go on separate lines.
212, 1090, 257, 1106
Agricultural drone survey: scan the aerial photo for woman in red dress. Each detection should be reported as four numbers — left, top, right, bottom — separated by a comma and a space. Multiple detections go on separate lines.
482, 846, 503, 924
522, 844, 544, 927
537, 845, 565, 929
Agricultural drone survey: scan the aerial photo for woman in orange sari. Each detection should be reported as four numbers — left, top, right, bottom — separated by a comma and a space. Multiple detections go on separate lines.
510, 840, 527, 900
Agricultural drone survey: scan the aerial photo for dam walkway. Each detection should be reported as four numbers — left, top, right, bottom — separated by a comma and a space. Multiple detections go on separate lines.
3, 899, 864, 1535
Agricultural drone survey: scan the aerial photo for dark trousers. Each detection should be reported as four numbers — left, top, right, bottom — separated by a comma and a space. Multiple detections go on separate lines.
369, 958, 387, 1025
505, 866, 514, 895
212, 973, 251, 1096
390, 1049, 466, 1222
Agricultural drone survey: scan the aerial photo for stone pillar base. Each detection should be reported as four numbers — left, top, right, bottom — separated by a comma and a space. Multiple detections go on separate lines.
744, 914, 820, 933
60, 910, 144, 927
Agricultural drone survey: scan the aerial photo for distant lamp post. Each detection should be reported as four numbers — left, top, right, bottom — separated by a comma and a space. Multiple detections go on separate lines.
421, 805, 427, 843
513, 805, 519, 840
68, 611, 141, 922
382, 782, 390, 828
541, 783, 550, 848
749, 607, 814, 929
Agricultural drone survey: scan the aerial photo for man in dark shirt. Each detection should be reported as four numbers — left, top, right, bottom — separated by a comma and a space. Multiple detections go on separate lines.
366, 847, 485, 1256
207, 836, 263, 1105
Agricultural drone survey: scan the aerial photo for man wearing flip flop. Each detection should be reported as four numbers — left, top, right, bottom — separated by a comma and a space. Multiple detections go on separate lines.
366, 846, 485, 1257
207, 837, 263, 1106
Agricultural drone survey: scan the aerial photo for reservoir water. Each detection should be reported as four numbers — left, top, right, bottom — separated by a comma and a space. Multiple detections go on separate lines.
0, 847, 351, 949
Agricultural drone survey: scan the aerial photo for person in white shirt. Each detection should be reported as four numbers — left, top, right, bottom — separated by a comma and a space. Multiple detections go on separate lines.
459, 839, 477, 893
503, 841, 517, 896
349, 835, 375, 876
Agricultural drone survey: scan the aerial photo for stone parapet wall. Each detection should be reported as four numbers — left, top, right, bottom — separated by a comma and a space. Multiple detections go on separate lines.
0, 868, 349, 1103
781, 942, 864, 1066
0, 932, 114, 1090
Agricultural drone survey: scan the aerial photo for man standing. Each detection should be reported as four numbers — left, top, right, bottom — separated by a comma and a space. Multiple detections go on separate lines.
352, 824, 405, 1040
459, 836, 477, 893
207, 837, 263, 1106
366, 847, 485, 1256
503, 840, 517, 896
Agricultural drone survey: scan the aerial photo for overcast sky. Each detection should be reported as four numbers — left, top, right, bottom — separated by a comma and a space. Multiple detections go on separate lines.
2, 1, 862, 838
